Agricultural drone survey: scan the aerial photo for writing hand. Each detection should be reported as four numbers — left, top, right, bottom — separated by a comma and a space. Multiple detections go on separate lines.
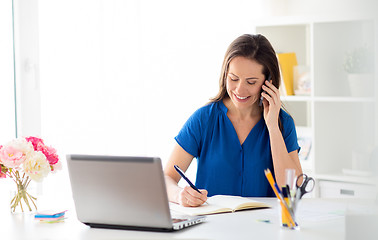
179, 186, 208, 207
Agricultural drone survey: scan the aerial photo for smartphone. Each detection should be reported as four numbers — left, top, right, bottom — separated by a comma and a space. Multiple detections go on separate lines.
259, 73, 272, 107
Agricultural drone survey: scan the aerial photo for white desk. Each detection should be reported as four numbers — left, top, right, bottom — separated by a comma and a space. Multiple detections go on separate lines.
1, 196, 377, 240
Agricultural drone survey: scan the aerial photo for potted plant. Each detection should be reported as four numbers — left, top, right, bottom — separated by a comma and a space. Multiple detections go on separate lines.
343, 44, 374, 97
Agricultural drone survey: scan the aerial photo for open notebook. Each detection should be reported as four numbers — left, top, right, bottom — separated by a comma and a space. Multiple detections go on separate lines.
170, 195, 270, 216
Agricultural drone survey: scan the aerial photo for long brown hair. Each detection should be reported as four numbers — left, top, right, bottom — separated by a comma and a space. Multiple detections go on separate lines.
210, 34, 285, 131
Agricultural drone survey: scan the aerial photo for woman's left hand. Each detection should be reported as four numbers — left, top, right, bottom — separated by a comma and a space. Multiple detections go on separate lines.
261, 80, 281, 130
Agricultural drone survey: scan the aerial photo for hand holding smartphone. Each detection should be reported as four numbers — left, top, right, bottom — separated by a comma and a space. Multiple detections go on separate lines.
259, 73, 272, 107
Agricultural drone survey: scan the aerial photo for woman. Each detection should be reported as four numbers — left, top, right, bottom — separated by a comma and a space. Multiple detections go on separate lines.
164, 34, 302, 207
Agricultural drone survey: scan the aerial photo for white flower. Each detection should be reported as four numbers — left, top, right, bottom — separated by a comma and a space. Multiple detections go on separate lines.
23, 151, 51, 182
7, 138, 34, 157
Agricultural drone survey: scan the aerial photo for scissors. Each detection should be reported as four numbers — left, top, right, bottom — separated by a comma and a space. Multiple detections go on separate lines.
295, 173, 315, 199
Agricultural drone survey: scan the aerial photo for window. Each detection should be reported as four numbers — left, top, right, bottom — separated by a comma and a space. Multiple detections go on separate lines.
0, 0, 16, 142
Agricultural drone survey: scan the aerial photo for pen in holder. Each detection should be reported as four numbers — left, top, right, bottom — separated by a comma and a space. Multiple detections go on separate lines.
278, 186, 299, 230
279, 169, 299, 229
276, 171, 315, 230
265, 169, 305, 230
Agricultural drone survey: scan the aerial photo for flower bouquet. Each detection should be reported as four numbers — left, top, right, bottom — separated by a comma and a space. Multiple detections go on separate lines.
0, 136, 61, 213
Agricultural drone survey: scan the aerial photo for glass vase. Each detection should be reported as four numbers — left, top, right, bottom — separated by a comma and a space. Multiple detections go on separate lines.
10, 171, 37, 213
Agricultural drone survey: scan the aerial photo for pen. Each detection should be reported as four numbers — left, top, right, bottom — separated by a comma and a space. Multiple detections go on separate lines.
282, 186, 291, 208
280, 187, 291, 228
256, 219, 271, 224
174, 165, 201, 194
275, 183, 281, 195
264, 169, 296, 228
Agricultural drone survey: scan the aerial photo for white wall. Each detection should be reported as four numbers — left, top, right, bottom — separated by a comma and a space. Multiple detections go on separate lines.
36, 0, 265, 161
32, 0, 268, 189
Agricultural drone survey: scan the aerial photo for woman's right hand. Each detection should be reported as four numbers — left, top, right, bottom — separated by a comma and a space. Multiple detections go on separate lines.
178, 186, 208, 207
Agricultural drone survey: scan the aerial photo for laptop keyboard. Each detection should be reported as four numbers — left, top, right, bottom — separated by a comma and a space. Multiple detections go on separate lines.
172, 217, 205, 230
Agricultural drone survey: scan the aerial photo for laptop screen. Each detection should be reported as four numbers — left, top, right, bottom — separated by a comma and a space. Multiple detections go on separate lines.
67, 154, 174, 230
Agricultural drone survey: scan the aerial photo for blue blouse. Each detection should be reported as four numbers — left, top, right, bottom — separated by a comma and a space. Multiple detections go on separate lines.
175, 100, 300, 197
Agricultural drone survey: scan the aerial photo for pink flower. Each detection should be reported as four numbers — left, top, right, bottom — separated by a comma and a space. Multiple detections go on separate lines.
45, 146, 59, 165
25, 136, 45, 151
25, 136, 59, 165
37, 144, 59, 165
0, 145, 25, 169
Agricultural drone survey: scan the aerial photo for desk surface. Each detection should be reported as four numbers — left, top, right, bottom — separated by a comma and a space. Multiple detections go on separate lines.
1, 195, 377, 240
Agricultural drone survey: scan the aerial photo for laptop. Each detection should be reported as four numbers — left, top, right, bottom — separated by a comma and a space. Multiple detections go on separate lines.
66, 154, 206, 232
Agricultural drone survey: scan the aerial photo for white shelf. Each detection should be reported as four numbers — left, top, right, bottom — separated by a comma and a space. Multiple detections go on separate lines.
255, 17, 376, 191
281, 96, 374, 103
281, 95, 311, 102
315, 173, 377, 186
313, 96, 375, 103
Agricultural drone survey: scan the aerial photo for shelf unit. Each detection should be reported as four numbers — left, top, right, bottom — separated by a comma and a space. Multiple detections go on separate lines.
254, 17, 377, 198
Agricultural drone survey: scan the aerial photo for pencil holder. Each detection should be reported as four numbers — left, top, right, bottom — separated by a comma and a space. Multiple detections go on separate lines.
278, 200, 299, 230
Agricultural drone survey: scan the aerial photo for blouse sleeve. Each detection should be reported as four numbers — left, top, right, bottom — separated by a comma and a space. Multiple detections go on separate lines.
281, 110, 301, 154
174, 107, 207, 158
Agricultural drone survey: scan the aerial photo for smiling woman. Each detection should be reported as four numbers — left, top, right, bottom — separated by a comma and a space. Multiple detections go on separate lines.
164, 34, 302, 207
